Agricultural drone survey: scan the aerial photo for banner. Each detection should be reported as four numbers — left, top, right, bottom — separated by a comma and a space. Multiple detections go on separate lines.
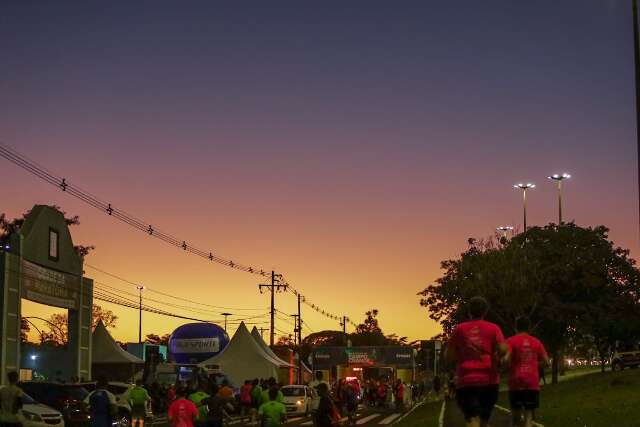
21, 260, 81, 310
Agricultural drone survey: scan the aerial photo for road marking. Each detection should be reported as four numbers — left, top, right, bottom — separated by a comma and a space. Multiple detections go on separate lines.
356, 414, 381, 425
379, 414, 401, 425
287, 417, 305, 422
438, 400, 446, 427
494, 404, 544, 427
301, 421, 313, 426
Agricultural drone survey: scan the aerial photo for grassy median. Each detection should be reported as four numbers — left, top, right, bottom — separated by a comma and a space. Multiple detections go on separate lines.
497, 368, 640, 427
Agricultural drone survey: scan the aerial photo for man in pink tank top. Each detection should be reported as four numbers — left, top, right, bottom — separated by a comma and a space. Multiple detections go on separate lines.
447, 297, 509, 427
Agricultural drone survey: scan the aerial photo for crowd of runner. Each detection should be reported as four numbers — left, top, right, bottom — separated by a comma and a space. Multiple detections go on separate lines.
446, 296, 550, 427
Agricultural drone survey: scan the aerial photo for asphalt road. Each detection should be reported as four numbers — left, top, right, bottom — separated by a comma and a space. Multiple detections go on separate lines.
152, 405, 407, 427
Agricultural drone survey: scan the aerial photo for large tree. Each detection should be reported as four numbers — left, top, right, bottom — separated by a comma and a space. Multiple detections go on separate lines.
145, 333, 171, 346
38, 304, 119, 346
419, 223, 640, 384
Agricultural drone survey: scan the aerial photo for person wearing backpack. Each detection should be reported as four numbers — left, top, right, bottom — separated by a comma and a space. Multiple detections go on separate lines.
85, 377, 117, 427
258, 387, 286, 427
344, 382, 358, 425
0, 371, 24, 427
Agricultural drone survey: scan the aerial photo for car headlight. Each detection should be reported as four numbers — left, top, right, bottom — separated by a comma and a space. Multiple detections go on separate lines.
296, 400, 304, 406
22, 411, 43, 422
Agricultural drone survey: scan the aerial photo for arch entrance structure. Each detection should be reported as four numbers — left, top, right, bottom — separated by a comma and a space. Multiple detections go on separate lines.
0, 205, 93, 383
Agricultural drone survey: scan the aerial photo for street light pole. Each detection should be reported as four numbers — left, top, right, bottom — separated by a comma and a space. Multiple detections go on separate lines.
548, 173, 571, 224
221, 313, 232, 331
631, 0, 640, 241
496, 226, 514, 240
514, 183, 535, 231
136, 285, 145, 343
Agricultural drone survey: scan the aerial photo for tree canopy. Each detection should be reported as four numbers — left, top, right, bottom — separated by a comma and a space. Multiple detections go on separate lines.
418, 223, 640, 383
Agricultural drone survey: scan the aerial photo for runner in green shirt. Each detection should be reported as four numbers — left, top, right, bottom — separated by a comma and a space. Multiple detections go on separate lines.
128, 380, 150, 427
188, 384, 210, 422
260, 378, 283, 405
258, 388, 286, 427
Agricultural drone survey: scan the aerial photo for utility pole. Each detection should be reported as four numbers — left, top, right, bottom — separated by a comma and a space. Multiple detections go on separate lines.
221, 313, 232, 331
633, 0, 640, 241
340, 316, 348, 346
258, 271, 286, 346
290, 314, 300, 345
136, 285, 144, 343
297, 293, 302, 384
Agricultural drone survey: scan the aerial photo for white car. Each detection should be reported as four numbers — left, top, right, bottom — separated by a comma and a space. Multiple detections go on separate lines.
281, 385, 314, 416
19, 392, 65, 427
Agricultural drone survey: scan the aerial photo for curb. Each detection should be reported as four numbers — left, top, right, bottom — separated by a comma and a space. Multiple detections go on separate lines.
494, 404, 544, 427
391, 399, 426, 425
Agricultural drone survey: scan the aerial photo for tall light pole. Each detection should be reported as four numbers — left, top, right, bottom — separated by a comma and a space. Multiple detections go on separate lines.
221, 313, 232, 331
496, 226, 514, 239
136, 285, 144, 343
548, 173, 571, 224
514, 183, 535, 231
632, 0, 640, 241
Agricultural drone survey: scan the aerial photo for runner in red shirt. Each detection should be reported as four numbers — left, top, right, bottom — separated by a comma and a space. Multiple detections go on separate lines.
168, 388, 199, 427
447, 297, 509, 427
506, 317, 550, 427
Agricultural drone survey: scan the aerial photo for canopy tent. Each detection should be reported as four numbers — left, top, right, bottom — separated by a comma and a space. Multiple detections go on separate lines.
199, 322, 289, 386
251, 327, 293, 367
92, 320, 143, 381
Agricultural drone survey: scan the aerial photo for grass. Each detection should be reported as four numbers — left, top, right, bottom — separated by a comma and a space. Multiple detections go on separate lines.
394, 399, 443, 427
497, 368, 640, 427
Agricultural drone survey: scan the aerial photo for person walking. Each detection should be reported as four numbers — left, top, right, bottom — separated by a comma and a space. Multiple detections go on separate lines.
239, 380, 253, 418
314, 384, 338, 427
447, 296, 509, 427
85, 377, 117, 427
0, 371, 24, 427
129, 379, 151, 427
168, 388, 199, 427
188, 383, 210, 427
258, 387, 287, 427
506, 317, 550, 427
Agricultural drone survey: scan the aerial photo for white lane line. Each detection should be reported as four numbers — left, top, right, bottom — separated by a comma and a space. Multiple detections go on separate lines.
356, 414, 381, 425
379, 413, 401, 425
438, 400, 446, 427
494, 404, 544, 427
287, 417, 304, 422
301, 421, 313, 426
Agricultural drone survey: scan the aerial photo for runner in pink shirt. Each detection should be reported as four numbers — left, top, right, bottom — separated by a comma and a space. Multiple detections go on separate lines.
506, 317, 550, 427
447, 297, 509, 427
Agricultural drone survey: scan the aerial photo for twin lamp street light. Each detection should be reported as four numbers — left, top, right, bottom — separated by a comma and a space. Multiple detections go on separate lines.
504, 173, 571, 235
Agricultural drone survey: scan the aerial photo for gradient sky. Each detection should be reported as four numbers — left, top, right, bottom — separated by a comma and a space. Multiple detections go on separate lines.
1, 1, 639, 343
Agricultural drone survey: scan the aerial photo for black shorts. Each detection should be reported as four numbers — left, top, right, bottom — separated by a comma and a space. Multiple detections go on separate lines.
509, 390, 539, 410
455, 385, 499, 421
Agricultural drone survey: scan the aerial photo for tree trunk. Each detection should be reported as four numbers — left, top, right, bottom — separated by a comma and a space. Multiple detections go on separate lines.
551, 349, 560, 384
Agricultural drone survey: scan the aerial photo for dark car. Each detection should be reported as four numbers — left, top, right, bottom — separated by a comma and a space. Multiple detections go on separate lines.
18, 382, 91, 427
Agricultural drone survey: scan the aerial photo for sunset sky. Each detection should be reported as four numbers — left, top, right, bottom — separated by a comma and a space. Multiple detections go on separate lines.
1, 1, 639, 344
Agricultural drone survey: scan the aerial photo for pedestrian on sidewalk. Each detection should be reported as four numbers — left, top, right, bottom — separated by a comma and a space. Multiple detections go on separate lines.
446, 296, 509, 427
506, 317, 550, 427
85, 376, 117, 427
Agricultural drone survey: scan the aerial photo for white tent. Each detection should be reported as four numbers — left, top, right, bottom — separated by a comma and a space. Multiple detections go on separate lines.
92, 321, 143, 364
199, 322, 288, 386
250, 326, 293, 367
92, 321, 143, 381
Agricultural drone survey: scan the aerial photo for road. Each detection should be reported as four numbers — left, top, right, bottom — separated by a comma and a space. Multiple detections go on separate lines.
152, 405, 407, 427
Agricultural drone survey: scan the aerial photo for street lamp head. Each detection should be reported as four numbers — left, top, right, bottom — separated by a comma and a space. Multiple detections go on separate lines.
221, 312, 232, 317
548, 173, 571, 181
496, 226, 514, 232
136, 285, 145, 291
515, 183, 535, 189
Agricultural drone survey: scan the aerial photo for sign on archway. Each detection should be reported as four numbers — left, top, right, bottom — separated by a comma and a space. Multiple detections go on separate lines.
0, 205, 93, 383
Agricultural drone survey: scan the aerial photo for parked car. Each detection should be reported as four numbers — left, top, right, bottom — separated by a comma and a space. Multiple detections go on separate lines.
80, 381, 153, 427
281, 385, 314, 416
0, 389, 65, 427
611, 348, 640, 371
18, 382, 90, 427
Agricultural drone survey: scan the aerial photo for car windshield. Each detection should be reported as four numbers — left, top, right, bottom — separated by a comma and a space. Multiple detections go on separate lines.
282, 388, 305, 397
61, 385, 89, 400
21, 393, 37, 405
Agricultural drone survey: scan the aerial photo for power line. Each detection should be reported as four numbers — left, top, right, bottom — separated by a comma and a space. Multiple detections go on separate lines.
0, 143, 365, 334
0, 143, 268, 276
